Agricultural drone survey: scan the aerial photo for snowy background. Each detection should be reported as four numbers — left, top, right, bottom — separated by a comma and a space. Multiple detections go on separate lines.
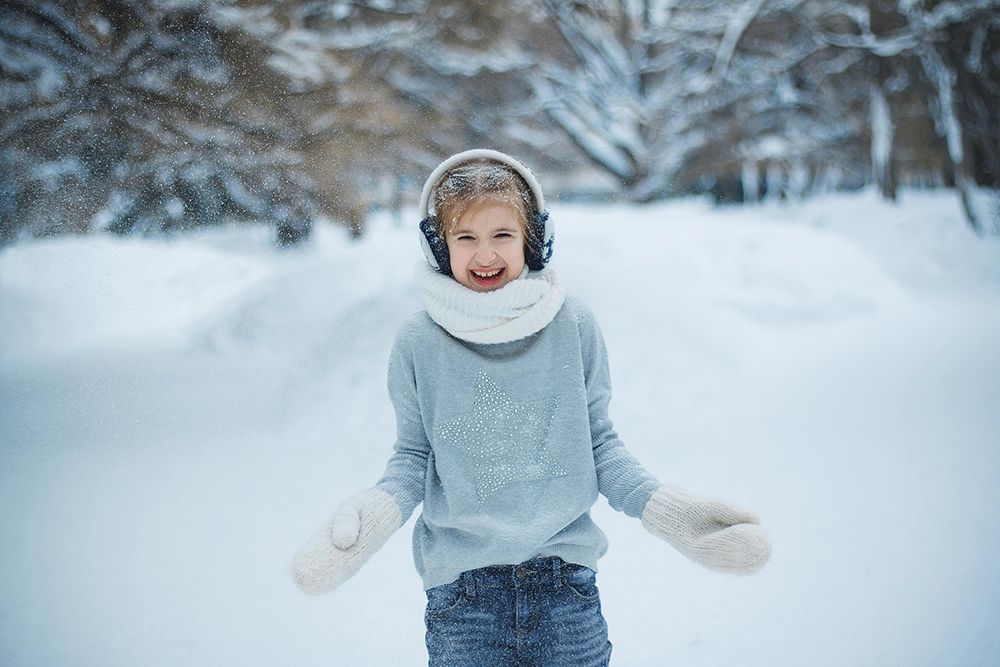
5, 0, 999, 244
2, 190, 1000, 666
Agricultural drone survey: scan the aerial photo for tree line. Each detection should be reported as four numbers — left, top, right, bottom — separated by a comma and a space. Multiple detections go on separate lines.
1, 0, 997, 246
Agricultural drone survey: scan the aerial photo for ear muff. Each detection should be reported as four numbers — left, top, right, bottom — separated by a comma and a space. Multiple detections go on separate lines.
419, 216, 452, 276
524, 211, 553, 271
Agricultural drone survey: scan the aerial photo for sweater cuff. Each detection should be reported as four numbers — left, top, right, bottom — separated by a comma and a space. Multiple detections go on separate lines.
621, 480, 661, 519
375, 481, 419, 524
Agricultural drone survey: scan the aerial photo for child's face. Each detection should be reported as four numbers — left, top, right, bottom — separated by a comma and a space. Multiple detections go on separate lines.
445, 200, 526, 292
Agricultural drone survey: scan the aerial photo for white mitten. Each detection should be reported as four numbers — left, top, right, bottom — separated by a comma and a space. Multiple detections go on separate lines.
641, 484, 771, 575
291, 487, 402, 594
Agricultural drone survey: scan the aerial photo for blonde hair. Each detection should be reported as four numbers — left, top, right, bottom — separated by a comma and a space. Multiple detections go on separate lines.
431, 159, 537, 244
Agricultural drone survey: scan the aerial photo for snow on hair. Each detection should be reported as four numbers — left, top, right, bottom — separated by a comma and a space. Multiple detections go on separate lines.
430, 159, 537, 244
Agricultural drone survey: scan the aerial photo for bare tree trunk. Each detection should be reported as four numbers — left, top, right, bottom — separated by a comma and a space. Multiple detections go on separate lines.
742, 161, 760, 204
920, 44, 981, 233
870, 84, 897, 201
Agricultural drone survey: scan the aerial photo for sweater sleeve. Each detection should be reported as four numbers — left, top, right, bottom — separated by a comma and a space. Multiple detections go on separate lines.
375, 323, 430, 524
577, 303, 660, 518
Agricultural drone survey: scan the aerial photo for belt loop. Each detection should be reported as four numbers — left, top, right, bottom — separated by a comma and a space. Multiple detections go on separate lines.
462, 571, 476, 599
552, 557, 562, 590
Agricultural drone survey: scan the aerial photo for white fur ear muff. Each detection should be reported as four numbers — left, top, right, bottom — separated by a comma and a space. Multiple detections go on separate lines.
418, 149, 546, 220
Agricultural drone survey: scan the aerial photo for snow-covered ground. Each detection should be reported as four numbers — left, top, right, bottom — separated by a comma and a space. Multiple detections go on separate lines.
1, 189, 999, 666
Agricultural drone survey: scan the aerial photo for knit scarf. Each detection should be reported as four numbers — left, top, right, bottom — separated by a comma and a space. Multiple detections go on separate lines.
416, 261, 566, 344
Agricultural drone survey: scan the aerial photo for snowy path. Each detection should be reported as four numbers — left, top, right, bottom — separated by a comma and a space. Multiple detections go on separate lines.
2, 191, 999, 666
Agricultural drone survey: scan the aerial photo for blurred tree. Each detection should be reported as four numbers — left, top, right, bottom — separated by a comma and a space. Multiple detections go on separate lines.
2, 0, 996, 244
662, 0, 871, 202
0, 0, 380, 245
526, 0, 872, 202
214, 0, 456, 235
529, 0, 998, 224
242, 0, 582, 185
808, 0, 1000, 231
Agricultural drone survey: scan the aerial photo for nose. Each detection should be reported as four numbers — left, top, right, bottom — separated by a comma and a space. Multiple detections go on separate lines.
474, 243, 496, 264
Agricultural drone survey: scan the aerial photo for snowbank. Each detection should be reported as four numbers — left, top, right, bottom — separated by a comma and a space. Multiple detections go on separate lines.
1, 189, 999, 667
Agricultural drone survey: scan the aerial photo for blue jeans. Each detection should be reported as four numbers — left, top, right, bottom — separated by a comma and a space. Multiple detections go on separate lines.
424, 557, 613, 667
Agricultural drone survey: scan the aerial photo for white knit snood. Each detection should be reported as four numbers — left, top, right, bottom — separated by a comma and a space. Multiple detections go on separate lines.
416, 261, 566, 344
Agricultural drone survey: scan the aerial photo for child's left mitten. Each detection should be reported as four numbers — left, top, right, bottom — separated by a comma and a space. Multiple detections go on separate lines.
291, 487, 402, 594
641, 484, 771, 575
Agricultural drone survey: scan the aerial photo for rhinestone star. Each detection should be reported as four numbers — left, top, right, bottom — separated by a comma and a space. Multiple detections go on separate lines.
437, 371, 566, 503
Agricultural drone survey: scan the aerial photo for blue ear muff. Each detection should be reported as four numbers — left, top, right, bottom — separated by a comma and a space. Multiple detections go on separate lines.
525, 210, 553, 271
420, 217, 452, 276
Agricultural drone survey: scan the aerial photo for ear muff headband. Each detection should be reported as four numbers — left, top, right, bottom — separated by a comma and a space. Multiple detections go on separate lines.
418, 149, 546, 220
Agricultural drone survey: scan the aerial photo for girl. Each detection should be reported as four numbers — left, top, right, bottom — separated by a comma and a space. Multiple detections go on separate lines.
292, 149, 770, 666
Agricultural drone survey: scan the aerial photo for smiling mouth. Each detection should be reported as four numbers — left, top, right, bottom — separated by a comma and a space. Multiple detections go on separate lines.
470, 267, 504, 286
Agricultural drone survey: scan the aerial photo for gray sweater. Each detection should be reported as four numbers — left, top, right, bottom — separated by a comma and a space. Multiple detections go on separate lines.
376, 296, 660, 589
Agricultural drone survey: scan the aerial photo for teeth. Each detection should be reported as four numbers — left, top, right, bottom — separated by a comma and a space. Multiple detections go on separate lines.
472, 269, 501, 278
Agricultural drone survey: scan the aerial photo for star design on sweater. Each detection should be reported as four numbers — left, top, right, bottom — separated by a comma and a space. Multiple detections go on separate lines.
437, 371, 566, 503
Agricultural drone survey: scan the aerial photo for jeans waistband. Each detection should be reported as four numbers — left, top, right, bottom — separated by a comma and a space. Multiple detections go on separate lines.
457, 557, 569, 597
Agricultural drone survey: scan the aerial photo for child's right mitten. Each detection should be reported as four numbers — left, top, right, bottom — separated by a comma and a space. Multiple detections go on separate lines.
291, 487, 402, 594
641, 484, 771, 575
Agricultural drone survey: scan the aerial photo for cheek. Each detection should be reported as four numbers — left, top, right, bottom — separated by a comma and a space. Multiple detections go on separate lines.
505, 241, 526, 268
445, 241, 472, 270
